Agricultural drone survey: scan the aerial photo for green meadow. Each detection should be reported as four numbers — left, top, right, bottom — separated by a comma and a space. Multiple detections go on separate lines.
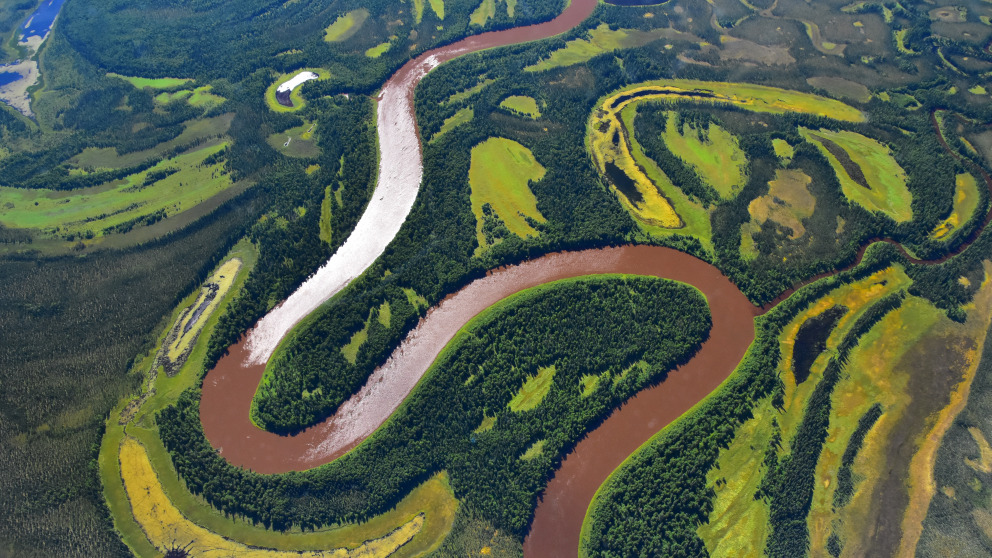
468, 137, 547, 251
0, 142, 232, 239
800, 127, 913, 223
499, 95, 541, 118
660, 111, 747, 200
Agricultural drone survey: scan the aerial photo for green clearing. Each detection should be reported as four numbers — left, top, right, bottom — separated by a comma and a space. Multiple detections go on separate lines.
429, 0, 445, 20
319, 184, 333, 245
526, 23, 678, 72
107, 73, 191, 89
660, 111, 747, 199
0, 142, 232, 239
470, 0, 496, 26
499, 95, 541, 118
264, 68, 330, 113
931, 173, 982, 240
443, 79, 495, 105
508, 365, 556, 412
266, 120, 320, 158
69, 114, 233, 170
474, 415, 496, 433
341, 302, 391, 364
773, 139, 795, 165
154, 85, 225, 109
468, 137, 547, 252
324, 8, 368, 42
579, 374, 603, 397
403, 288, 428, 310
741, 169, 816, 259
366, 41, 393, 58
800, 127, 913, 223
520, 440, 545, 461
430, 107, 473, 142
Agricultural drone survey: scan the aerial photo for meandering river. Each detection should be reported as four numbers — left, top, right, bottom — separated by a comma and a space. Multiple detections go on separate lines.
199, 1, 992, 556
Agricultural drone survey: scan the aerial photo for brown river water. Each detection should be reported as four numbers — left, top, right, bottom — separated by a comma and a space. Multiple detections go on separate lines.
201, 245, 758, 550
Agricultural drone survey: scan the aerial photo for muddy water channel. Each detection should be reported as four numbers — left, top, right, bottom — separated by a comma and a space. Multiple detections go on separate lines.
243, 0, 599, 365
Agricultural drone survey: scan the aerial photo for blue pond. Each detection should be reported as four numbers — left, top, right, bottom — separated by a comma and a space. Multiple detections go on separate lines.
0, 71, 21, 88
20, 0, 67, 40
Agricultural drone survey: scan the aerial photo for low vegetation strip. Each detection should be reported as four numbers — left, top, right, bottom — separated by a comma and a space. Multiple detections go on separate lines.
932, 173, 981, 240
118, 436, 425, 557
499, 95, 541, 118
324, 9, 368, 42
659, 111, 747, 200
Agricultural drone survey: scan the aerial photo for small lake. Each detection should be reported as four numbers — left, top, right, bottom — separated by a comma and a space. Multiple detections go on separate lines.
0, 71, 20, 88
20, 0, 67, 41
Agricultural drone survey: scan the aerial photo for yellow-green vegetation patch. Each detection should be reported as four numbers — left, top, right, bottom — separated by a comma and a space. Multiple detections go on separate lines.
403, 288, 429, 310
697, 395, 776, 555
443, 79, 495, 105
772, 138, 795, 165
264, 68, 330, 113
579, 374, 602, 397
325, 8, 369, 42
499, 95, 541, 118
660, 111, 747, 199
430, 107, 473, 142
320, 185, 333, 245
601, 79, 865, 122
158, 259, 242, 374
429, 0, 445, 20
526, 23, 681, 72
155, 85, 225, 109
266, 120, 320, 158
378, 301, 392, 327
115, 436, 454, 556
107, 73, 191, 89
0, 142, 232, 240
931, 173, 981, 240
588, 101, 683, 231
470, 0, 496, 26
474, 415, 496, 433
800, 127, 913, 222
341, 302, 390, 364
894, 28, 919, 55
468, 137, 547, 253
970, 85, 988, 95
366, 41, 393, 58
520, 440, 545, 461
508, 365, 556, 412
803, 21, 846, 56
305, 164, 320, 175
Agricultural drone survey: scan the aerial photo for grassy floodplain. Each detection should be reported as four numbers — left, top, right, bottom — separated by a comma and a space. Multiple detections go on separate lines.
660, 111, 747, 199
324, 9, 369, 42
800, 127, 913, 223
696, 266, 913, 555
69, 114, 233, 170
525, 23, 683, 72
264, 68, 331, 113
499, 95, 541, 118
0, 142, 232, 240
100, 242, 458, 556
366, 41, 394, 59
468, 137, 547, 252
931, 173, 981, 240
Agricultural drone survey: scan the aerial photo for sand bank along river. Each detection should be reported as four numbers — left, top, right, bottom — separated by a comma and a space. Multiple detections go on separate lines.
242, 0, 600, 365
